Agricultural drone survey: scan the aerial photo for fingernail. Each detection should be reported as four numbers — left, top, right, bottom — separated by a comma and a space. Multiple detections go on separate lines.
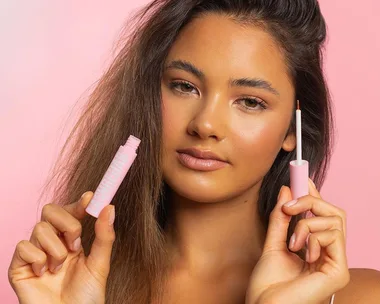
72, 237, 81, 251
53, 263, 63, 273
33, 264, 46, 276
284, 199, 298, 207
289, 233, 296, 250
108, 205, 115, 226
306, 233, 310, 245
81, 192, 87, 199
40, 264, 46, 275
305, 210, 314, 219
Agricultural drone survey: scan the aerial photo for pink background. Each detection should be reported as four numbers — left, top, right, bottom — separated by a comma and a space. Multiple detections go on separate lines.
1, 0, 379, 301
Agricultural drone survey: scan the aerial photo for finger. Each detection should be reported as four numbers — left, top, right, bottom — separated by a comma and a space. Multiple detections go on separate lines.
304, 178, 321, 219
272, 245, 350, 304
270, 229, 350, 304
306, 234, 321, 264
307, 229, 347, 267
62, 191, 93, 220
29, 221, 68, 273
289, 216, 344, 252
86, 204, 116, 279
282, 196, 340, 218
308, 178, 322, 199
8, 240, 48, 281
41, 204, 85, 252
263, 186, 293, 252
282, 194, 347, 239
40, 191, 93, 251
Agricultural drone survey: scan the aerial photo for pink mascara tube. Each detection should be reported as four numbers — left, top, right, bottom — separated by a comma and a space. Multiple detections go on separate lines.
85, 135, 141, 218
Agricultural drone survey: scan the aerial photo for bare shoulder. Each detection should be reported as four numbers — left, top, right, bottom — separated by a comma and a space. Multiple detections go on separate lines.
334, 268, 380, 304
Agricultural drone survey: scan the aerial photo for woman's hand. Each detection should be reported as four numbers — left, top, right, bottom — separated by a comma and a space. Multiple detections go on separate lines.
246, 179, 350, 304
8, 192, 116, 304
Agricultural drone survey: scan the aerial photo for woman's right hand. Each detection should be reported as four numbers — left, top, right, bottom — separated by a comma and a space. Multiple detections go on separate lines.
8, 191, 116, 304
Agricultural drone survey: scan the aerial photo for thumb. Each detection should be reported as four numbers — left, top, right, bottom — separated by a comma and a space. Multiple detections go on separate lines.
86, 204, 116, 278
263, 186, 294, 252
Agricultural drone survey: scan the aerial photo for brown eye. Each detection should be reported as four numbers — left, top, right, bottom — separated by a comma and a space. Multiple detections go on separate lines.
170, 81, 198, 95
179, 83, 194, 92
236, 97, 268, 111
244, 99, 258, 107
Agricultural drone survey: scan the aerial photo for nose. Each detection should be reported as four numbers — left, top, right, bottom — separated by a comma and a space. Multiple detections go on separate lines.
186, 94, 227, 141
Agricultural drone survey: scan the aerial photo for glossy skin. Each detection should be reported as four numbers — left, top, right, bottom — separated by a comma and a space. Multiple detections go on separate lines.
161, 14, 296, 206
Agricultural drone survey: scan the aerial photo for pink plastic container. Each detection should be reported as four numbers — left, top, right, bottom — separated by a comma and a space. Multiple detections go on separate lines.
85, 135, 141, 218
289, 159, 309, 199
289, 159, 313, 218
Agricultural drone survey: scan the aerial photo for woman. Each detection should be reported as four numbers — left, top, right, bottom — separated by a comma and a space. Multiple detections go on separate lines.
8, 0, 380, 303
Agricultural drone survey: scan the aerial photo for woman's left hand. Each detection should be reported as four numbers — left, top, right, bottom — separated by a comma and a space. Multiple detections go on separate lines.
246, 178, 350, 304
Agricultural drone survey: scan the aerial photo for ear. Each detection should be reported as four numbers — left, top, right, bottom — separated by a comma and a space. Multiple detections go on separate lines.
282, 131, 296, 152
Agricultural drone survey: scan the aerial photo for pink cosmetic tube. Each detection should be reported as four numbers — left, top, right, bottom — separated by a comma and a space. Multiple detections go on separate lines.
289, 159, 313, 218
289, 159, 309, 199
85, 135, 141, 218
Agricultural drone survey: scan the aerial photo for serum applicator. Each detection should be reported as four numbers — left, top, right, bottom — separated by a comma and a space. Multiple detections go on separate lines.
289, 100, 310, 203
85, 135, 141, 218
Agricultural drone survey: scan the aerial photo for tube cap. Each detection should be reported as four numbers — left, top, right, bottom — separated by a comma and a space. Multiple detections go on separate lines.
125, 135, 141, 150
289, 159, 309, 200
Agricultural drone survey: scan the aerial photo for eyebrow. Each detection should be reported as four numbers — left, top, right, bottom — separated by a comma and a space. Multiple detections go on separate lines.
165, 59, 281, 96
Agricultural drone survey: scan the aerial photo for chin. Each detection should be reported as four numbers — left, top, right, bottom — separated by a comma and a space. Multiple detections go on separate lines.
169, 185, 232, 203
163, 172, 242, 204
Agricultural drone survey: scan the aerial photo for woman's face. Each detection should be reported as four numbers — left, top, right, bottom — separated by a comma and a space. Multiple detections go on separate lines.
160, 13, 296, 203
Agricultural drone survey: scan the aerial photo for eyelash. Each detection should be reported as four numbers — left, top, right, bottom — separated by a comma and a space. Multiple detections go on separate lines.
169, 80, 268, 111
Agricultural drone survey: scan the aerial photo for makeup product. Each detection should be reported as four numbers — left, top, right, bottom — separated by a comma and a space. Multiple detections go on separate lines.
289, 100, 311, 216
85, 135, 141, 218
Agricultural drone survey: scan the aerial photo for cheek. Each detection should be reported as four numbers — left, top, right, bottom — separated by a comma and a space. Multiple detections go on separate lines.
230, 116, 286, 166
161, 88, 189, 147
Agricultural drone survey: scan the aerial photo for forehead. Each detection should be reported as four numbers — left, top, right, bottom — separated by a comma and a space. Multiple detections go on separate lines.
165, 13, 293, 93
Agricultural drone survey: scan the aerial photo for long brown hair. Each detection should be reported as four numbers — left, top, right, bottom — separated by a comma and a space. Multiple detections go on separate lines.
37, 0, 335, 302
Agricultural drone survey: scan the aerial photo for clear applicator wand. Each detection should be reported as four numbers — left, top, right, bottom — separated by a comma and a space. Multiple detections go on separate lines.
289, 100, 310, 215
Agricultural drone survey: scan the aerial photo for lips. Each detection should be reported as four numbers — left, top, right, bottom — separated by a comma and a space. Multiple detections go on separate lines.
176, 148, 226, 162
176, 147, 228, 172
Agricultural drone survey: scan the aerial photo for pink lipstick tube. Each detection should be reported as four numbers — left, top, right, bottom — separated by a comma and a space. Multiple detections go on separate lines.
85, 135, 141, 218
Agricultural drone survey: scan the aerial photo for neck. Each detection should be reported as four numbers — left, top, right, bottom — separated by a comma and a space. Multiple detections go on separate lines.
164, 181, 267, 280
